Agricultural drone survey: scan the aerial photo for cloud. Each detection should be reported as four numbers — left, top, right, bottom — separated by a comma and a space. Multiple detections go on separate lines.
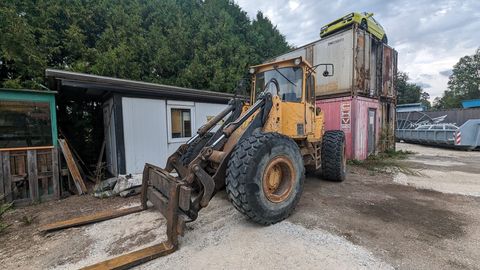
416, 82, 432, 89
235, 0, 480, 101
439, 70, 453, 77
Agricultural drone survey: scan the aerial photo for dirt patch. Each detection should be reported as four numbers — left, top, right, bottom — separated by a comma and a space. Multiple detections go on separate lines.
0, 195, 138, 269
352, 196, 466, 239
290, 165, 480, 270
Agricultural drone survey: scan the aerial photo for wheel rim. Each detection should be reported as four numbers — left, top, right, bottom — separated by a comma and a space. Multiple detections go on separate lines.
262, 156, 296, 203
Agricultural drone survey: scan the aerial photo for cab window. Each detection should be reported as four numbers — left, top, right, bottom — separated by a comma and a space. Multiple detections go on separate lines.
255, 67, 303, 102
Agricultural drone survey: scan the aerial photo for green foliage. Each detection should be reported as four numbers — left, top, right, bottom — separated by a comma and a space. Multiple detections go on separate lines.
434, 48, 480, 109
396, 71, 431, 108
0, 0, 291, 92
348, 149, 418, 175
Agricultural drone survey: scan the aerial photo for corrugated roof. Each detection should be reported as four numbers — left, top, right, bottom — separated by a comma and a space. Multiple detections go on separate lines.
45, 69, 237, 103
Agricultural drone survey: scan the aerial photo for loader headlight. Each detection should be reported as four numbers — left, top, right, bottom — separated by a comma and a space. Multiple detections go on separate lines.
294, 58, 301, 65
249, 68, 255, 74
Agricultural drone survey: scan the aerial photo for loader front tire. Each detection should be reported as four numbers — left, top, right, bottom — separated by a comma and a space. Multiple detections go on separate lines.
226, 132, 304, 225
321, 130, 346, 182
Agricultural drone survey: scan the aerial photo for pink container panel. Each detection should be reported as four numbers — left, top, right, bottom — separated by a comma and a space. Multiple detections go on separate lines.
351, 96, 381, 160
316, 96, 354, 159
317, 96, 381, 160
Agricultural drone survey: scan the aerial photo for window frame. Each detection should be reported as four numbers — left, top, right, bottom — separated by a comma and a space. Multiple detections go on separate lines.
0, 99, 53, 149
253, 67, 304, 103
167, 103, 195, 143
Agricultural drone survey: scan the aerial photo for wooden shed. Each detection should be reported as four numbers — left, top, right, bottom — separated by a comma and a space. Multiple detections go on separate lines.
0, 89, 59, 205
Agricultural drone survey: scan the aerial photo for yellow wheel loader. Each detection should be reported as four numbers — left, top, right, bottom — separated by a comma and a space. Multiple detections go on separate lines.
41, 57, 346, 269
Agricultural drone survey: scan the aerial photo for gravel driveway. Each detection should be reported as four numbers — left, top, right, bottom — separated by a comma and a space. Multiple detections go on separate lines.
1, 143, 479, 269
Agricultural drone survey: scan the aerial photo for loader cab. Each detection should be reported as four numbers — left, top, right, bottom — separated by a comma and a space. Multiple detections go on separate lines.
250, 57, 314, 105
249, 57, 326, 141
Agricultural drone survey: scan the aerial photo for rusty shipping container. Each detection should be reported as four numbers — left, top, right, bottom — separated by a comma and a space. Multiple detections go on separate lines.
317, 96, 395, 160
268, 26, 397, 159
269, 26, 398, 99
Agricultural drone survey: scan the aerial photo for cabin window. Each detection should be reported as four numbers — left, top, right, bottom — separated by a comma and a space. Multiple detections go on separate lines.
0, 100, 52, 149
170, 108, 192, 139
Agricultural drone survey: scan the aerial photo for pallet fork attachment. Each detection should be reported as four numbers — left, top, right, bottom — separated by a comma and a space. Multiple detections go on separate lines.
79, 164, 186, 270
41, 164, 191, 270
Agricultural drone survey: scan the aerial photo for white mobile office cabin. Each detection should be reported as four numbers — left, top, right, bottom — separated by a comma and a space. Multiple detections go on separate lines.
46, 69, 234, 176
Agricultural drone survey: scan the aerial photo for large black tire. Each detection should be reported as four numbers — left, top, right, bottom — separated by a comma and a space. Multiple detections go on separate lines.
180, 132, 213, 166
225, 132, 304, 225
321, 130, 346, 182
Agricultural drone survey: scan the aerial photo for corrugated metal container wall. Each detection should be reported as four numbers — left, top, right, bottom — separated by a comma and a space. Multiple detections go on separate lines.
313, 30, 355, 96
317, 96, 383, 160
269, 27, 397, 99
382, 46, 397, 98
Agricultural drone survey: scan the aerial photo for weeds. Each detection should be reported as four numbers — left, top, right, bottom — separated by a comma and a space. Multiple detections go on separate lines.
348, 149, 420, 175
20, 215, 37, 226
0, 201, 13, 234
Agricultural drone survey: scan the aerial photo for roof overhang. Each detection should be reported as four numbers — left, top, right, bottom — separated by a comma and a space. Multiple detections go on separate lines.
46, 69, 237, 103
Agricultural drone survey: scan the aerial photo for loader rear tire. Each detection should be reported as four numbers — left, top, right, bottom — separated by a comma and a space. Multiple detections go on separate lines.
180, 132, 213, 166
226, 132, 304, 225
321, 130, 346, 182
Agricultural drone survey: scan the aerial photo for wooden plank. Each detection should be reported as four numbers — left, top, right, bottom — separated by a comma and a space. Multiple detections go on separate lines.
0, 146, 54, 152
58, 139, 87, 194
17, 154, 26, 175
80, 241, 175, 270
27, 150, 38, 202
39, 206, 144, 232
52, 148, 60, 199
2, 152, 12, 202
0, 152, 4, 200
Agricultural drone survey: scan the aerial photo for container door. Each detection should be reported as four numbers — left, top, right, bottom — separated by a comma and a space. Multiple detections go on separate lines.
368, 109, 376, 155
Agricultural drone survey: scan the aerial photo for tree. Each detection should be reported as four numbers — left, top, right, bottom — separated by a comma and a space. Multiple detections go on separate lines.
0, 0, 291, 92
395, 71, 431, 108
434, 48, 480, 109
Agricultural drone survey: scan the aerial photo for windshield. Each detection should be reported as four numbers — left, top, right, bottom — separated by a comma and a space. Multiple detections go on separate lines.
254, 67, 303, 102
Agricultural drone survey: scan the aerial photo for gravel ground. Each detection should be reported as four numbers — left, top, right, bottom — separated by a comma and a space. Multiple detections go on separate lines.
1, 143, 479, 269
138, 192, 392, 270
395, 143, 480, 196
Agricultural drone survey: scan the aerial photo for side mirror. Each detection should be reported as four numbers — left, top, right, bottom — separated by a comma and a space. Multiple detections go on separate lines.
322, 64, 334, 77
312, 63, 334, 77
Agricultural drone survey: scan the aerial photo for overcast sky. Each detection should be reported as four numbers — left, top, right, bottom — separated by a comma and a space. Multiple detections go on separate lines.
236, 0, 480, 101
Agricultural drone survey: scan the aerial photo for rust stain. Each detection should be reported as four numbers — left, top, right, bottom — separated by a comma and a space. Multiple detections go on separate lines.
382, 46, 393, 96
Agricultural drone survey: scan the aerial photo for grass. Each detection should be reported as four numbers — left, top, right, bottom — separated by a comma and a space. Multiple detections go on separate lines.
348, 149, 420, 175
20, 215, 37, 226
0, 200, 13, 234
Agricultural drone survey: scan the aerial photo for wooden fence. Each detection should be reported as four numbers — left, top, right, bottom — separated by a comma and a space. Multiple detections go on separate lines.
0, 148, 59, 205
